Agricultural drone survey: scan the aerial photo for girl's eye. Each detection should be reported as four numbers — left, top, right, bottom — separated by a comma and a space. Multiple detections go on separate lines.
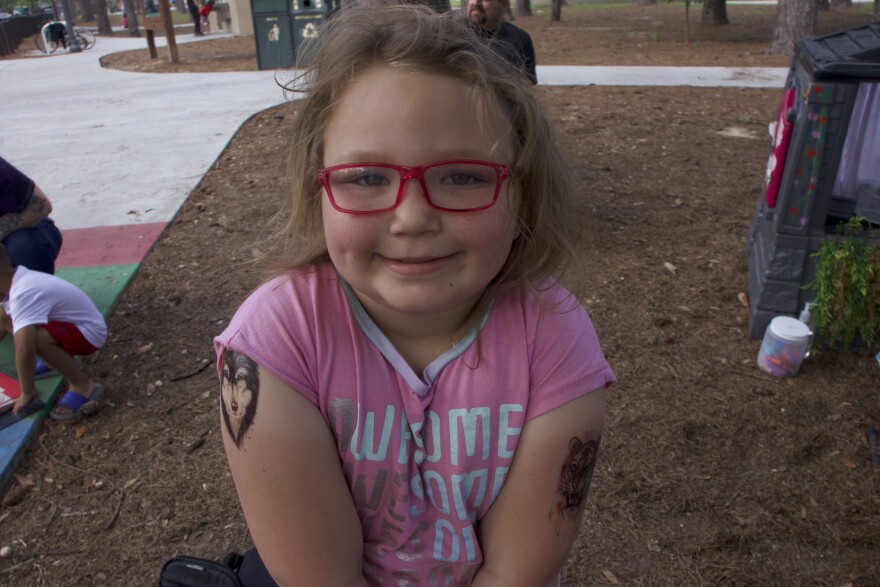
433, 165, 495, 188
353, 174, 391, 188
439, 170, 493, 188
335, 169, 394, 188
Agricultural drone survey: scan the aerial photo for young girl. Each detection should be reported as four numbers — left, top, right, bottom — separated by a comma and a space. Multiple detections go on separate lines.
215, 4, 615, 585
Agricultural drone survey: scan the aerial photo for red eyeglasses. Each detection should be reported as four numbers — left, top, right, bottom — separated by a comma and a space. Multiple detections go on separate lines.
318, 160, 511, 214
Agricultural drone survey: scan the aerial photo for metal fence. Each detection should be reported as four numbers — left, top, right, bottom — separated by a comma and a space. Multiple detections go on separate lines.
0, 15, 44, 58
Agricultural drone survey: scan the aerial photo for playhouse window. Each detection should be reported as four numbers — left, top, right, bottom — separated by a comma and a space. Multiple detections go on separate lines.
831, 82, 880, 225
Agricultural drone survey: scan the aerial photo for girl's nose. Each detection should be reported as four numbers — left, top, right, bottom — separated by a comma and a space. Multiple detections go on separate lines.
389, 178, 441, 235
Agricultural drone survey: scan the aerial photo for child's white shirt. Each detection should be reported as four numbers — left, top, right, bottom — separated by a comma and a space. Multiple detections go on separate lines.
2, 266, 107, 348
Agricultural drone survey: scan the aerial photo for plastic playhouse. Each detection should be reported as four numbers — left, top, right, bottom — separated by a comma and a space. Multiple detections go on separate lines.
747, 21, 880, 339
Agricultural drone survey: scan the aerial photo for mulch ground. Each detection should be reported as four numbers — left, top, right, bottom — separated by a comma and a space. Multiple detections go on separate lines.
2, 3, 879, 586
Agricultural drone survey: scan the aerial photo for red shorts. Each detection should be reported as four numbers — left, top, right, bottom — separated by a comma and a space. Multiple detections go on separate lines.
42, 322, 99, 357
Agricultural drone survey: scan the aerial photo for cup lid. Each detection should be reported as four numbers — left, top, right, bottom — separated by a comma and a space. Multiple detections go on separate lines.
769, 316, 812, 342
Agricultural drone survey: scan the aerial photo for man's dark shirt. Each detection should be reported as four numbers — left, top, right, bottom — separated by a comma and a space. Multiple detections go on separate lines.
0, 156, 35, 216
472, 20, 537, 84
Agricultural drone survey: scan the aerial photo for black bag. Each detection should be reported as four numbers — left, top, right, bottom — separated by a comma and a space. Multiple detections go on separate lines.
159, 555, 243, 587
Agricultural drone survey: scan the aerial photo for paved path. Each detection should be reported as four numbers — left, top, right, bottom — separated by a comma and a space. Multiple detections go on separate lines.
0, 32, 789, 488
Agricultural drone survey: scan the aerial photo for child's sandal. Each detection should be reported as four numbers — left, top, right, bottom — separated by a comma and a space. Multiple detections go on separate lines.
50, 385, 105, 421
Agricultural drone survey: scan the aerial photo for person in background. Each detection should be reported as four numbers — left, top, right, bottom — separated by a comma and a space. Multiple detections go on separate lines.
215, 4, 613, 585
199, 0, 216, 34
0, 245, 107, 419
187, 0, 203, 36
464, 0, 537, 84
0, 155, 63, 275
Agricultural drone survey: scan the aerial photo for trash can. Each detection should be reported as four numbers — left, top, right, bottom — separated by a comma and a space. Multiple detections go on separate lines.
289, 0, 325, 66
251, 0, 326, 70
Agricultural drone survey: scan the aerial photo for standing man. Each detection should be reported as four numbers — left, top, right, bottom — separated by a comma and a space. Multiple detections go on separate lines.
187, 0, 203, 36
0, 155, 63, 275
465, 0, 537, 84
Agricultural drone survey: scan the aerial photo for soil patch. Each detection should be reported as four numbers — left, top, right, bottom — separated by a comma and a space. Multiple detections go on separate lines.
2, 3, 879, 586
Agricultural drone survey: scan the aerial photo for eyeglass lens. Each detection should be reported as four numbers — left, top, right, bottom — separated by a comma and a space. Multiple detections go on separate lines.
326, 163, 500, 212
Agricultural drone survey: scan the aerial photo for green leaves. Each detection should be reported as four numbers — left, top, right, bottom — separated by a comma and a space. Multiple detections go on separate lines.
808, 216, 880, 353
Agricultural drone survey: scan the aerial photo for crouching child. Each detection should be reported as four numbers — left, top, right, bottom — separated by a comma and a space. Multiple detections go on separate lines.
0, 244, 107, 420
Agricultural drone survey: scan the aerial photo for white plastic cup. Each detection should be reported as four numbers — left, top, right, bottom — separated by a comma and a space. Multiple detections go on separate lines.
757, 316, 813, 377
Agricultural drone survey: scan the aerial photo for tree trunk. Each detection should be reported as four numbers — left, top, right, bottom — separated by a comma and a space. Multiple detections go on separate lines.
551, 0, 561, 20
817, 0, 829, 10
95, 0, 112, 33
515, 0, 532, 17
404, 0, 451, 12
700, 0, 728, 24
768, 0, 816, 55
830, 0, 851, 6
684, 0, 690, 42
122, 0, 140, 35
80, 0, 96, 21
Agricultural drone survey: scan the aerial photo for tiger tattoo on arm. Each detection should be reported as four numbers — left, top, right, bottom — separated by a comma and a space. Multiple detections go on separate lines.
551, 433, 602, 532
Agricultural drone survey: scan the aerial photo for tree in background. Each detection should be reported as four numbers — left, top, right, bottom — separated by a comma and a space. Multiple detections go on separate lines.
95, 0, 112, 33
701, 0, 728, 25
121, 0, 139, 34
401, 0, 451, 11
80, 0, 96, 20
515, 0, 531, 17
768, 0, 816, 55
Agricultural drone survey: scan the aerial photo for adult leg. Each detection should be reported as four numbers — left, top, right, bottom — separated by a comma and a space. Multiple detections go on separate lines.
189, 3, 202, 34
2, 218, 63, 274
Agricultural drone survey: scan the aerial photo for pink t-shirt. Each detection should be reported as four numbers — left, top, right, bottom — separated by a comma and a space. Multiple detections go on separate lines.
215, 262, 615, 584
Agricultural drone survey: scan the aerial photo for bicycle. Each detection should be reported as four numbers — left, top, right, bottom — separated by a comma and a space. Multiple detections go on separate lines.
34, 21, 96, 54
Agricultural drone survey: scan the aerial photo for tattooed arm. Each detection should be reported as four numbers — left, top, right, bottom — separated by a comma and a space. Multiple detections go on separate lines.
0, 186, 53, 242
472, 389, 606, 587
219, 349, 369, 587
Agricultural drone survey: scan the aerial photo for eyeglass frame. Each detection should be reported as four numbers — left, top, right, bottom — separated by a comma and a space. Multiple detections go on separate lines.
317, 159, 512, 215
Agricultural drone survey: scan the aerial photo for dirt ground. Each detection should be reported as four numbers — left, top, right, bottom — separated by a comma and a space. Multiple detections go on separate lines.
3, 3, 880, 586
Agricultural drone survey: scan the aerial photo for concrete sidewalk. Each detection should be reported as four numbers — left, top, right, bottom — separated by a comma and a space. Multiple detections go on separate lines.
0, 32, 788, 489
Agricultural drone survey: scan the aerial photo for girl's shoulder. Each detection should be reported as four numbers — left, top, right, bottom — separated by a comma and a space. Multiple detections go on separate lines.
500, 278, 584, 318
242, 262, 339, 307
223, 262, 342, 335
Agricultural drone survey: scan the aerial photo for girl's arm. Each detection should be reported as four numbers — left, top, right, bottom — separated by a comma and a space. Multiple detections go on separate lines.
220, 350, 368, 587
472, 389, 606, 587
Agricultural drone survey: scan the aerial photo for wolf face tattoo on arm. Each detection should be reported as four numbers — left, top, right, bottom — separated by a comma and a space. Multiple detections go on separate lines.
220, 349, 259, 449
551, 432, 602, 531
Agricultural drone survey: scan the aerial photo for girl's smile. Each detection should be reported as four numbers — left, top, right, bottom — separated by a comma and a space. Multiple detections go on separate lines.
321, 65, 519, 339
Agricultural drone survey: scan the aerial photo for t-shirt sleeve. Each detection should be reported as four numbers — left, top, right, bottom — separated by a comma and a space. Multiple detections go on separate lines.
214, 275, 320, 407
8, 289, 51, 334
525, 284, 616, 421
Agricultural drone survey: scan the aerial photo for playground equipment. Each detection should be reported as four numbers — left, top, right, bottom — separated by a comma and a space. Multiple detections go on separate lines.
746, 22, 880, 339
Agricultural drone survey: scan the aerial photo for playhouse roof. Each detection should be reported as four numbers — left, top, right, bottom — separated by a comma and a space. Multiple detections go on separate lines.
797, 21, 880, 79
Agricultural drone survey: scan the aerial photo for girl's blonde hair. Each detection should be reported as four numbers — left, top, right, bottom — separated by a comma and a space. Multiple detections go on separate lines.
270, 1, 580, 297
